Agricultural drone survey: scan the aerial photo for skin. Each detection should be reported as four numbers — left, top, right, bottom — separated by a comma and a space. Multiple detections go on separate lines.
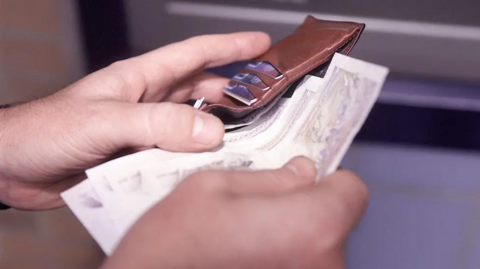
101, 157, 368, 269
0, 32, 271, 210
0, 31, 368, 268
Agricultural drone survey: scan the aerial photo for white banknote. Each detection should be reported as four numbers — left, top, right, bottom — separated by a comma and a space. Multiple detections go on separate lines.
60, 179, 120, 255
86, 151, 254, 238
62, 53, 389, 255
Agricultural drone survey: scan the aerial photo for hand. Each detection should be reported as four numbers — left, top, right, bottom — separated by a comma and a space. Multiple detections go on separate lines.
0, 32, 271, 210
101, 157, 368, 269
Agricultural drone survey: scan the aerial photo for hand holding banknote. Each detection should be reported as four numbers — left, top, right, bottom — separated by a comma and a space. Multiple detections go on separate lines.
0, 32, 271, 210
100, 156, 367, 269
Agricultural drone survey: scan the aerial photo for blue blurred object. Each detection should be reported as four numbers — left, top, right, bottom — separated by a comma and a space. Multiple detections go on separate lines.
342, 143, 480, 269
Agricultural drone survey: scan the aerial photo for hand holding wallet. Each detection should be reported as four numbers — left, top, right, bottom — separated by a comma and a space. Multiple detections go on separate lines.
198, 15, 365, 123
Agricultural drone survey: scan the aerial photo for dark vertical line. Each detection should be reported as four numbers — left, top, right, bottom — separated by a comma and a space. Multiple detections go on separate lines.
75, 0, 131, 73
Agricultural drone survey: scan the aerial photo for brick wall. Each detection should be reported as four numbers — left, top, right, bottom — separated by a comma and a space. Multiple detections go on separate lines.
0, 0, 105, 268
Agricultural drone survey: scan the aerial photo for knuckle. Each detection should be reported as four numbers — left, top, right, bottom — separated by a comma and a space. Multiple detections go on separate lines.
156, 102, 176, 134
104, 59, 146, 101
265, 169, 299, 190
137, 104, 157, 145
231, 34, 244, 61
108, 59, 128, 70
277, 199, 344, 255
337, 170, 369, 201
295, 156, 317, 174
177, 37, 207, 66
355, 178, 369, 203
337, 169, 359, 180
297, 206, 348, 253
286, 157, 317, 181
314, 223, 346, 252
108, 58, 140, 73
180, 170, 225, 193
156, 103, 195, 138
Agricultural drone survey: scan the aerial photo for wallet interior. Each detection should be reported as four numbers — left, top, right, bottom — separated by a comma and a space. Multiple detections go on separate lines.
212, 42, 354, 125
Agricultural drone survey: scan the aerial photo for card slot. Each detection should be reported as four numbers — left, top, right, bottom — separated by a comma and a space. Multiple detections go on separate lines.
244, 61, 284, 79
241, 83, 269, 100
237, 68, 280, 87
232, 69, 286, 108
223, 83, 258, 106
223, 81, 272, 107
231, 72, 270, 91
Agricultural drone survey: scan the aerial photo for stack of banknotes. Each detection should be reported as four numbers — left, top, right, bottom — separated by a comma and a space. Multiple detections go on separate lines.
61, 53, 389, 255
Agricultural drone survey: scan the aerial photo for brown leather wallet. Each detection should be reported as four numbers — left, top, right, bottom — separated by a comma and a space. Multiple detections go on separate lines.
199, 15, 365, 122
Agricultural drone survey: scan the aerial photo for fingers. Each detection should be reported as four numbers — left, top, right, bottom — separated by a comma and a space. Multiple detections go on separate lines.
4, 173, 85, 211
215, 156, 317, 196
293, 170, 368, 245
166, 72, 228, 103
103, 32, 271, 102
318, 170, 368, 229
104, 101, 225, 152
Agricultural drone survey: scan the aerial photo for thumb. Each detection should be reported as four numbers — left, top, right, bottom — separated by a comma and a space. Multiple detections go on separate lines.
220, 156, 316, 195
107, 102, 225, 152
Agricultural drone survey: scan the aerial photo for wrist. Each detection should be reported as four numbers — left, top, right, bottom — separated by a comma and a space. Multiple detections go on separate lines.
0, 104, 17, 209
0, 102, 20, 171
0, 108, 8, 181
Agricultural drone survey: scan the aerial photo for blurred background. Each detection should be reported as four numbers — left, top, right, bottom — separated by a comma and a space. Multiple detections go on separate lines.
1, 0, 480, 268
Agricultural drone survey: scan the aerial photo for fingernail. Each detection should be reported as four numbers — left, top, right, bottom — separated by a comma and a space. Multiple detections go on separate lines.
193, 113, 223, 145
284, 156, 316, 178
285, 162, 302, 176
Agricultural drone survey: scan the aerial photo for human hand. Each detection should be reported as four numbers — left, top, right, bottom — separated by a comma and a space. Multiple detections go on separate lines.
0, 32, 271, 210
101, 157, 368, 269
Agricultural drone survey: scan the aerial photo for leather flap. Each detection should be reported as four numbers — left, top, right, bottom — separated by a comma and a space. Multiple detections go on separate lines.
200, 15, 365, 120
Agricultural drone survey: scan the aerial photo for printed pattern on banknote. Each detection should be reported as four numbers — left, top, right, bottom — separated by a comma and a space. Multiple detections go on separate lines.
225, 76, 322, 152
292, 67, 377, 174
61, 179, 120, 255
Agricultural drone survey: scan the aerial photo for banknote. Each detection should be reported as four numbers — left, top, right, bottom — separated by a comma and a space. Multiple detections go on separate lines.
60, 179, 120, 255
85, 152, 255, 238
224, 98, 290, 141
224, 77, 319, 154
257, 53, 388, 175
223, 93, 284, 130
223, 75, 318, 144
62, 53, 389, 255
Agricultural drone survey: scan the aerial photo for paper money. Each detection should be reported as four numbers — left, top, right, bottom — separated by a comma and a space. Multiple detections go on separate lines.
257, 54, 387, 175
86, 152, 254, 238
62, 53, 389, 255
223, 75, 319, 145
60, 179, 120, 255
